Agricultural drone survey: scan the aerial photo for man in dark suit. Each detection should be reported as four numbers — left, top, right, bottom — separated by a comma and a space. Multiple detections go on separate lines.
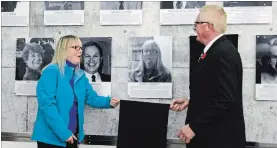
170, 5, 246, 148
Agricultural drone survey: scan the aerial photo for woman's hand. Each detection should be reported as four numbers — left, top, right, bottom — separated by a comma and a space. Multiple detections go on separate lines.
66, 134, 77, 144
110, 97, 120, 108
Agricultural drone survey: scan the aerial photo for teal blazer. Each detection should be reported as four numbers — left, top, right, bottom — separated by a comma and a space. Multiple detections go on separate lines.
31, 63, 111, 147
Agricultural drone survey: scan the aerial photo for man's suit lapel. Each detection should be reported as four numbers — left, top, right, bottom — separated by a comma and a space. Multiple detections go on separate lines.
198, 35, 227, 64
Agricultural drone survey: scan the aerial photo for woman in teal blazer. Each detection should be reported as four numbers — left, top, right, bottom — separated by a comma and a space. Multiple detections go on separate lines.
31, 35, 120, 148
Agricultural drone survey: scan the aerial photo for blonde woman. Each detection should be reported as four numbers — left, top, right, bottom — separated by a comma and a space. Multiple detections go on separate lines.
31, 35, 120, 148
130, 40, 171, 82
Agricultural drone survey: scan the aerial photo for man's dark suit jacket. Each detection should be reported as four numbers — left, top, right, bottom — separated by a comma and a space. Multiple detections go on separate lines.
187, 35, 246, 148
99, 72, 111, 82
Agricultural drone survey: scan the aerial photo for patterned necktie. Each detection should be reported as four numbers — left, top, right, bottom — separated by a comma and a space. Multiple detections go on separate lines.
91, 75, 96, 82
176, 1, 182, 9
119, 1, 124, 10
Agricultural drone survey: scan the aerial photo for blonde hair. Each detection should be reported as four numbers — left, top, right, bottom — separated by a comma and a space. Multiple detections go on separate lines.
199, 5, 227, 33
49, 35, 81, 75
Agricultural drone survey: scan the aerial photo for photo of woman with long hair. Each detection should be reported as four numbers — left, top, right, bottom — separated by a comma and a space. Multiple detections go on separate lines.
129, 38, 171, 83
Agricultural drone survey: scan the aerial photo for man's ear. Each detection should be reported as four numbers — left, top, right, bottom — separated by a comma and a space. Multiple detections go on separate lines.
205, 26, 209, 32
207, 23, 214, 32
100, 57, 103, 63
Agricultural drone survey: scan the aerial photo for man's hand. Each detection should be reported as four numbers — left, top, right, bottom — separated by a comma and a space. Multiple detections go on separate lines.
66, 134, 77, 144
178, 124, 195, 143
170, 98, 189, 111
110, 97, 120, 108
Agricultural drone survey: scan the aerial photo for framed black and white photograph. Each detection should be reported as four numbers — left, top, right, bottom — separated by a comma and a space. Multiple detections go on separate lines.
44, 1, 84, 25
223, 1, 272, 7
1, 1, 18, 12
161, 1, 205, 9
100, 1, 142, 25
1, 1, 29, 26
15, 38, 55, 96
100, 1, 142, 10
80, 37, 112, 96
128, 36, 172, 98
223, 1, 272, 24
160, 1, 206, 25
45, 1, 84, 10
256, 35, 277, 101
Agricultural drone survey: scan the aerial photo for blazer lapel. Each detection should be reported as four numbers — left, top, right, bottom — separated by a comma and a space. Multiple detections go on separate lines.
64, 64, 85, 84
198, 35, 227, 64
74, 67, 84, 84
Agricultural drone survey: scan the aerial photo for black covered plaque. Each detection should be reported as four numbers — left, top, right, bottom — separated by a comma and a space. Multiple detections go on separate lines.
117, 100, 169, 148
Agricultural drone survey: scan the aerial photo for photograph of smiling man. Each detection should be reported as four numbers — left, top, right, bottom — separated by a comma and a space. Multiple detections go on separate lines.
128, 36, 172, 98
15, 38, 55, 96
80, 37, 112, 96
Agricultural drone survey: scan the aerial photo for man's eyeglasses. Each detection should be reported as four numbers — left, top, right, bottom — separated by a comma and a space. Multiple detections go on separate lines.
194, 21, 210, 25
193, 21, 211, 31
70, 46, 82, 51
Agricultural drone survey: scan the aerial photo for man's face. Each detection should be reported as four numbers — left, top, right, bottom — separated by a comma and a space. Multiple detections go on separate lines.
83, 45, 101, 74
194, 14, 209, 44
270, 46, 277, 69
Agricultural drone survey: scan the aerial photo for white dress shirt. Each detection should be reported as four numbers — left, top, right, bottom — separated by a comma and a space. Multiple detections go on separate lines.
198, 34, 224, 62
203, 34, 224, 54
85, 72, 102, 82
261, 73, 277, 84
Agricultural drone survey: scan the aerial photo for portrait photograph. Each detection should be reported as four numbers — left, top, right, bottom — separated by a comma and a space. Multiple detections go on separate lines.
1, 1, 18, 12
160, 1, 205, 9
100, 1, 142, 10
44, 1, 84, 10
1, 1, 29, 13
223, 1, 272, 7
15, 38, 55, 81
256, 35, 277, 84
80, 37, 112, 83
1, 1, 29, 26
128, 36, 172, 83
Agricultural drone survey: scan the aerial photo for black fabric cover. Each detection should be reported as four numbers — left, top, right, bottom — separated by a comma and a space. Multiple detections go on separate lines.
117, 100, 169, 148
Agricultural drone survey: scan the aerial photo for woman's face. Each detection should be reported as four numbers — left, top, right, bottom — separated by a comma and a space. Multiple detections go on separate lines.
66, 40, 82, 65
26, 50, 43, 70
83, 45, 102, 74
270, 46, 277, 69
143, 47, 158, 69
